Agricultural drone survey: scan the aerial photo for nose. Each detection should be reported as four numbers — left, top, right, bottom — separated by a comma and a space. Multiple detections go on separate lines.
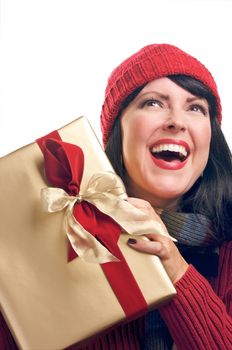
162, 113, 187, 133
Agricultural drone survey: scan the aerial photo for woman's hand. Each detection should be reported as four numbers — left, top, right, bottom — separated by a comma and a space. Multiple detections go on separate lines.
127, 197, 189, 285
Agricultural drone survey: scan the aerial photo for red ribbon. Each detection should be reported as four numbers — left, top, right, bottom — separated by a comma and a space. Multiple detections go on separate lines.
36, 133, 148, 318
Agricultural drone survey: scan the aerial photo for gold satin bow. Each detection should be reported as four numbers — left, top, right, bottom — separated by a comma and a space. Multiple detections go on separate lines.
41, 171, 172, 263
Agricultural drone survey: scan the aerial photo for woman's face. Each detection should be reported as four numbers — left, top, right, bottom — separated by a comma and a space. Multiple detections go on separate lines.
120, 77, 211, 209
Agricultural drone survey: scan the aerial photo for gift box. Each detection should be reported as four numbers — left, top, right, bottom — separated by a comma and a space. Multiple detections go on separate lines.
0, 116, 176, 350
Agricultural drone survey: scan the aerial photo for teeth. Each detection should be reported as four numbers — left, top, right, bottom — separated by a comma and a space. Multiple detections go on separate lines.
151, 144, 188, 157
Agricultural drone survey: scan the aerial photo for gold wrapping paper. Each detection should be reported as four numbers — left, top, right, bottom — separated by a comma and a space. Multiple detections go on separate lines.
0, 117, 176, 350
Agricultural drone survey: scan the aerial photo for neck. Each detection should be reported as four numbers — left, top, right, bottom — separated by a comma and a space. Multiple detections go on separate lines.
125, 183, 179, 211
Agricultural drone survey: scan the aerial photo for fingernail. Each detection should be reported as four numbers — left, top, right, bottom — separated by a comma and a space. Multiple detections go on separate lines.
127, 238, 137, 245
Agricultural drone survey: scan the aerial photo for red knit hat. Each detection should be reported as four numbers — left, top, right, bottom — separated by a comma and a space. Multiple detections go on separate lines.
100, 43, 222, 147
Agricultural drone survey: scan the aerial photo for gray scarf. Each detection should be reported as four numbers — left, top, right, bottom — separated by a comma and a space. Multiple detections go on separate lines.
143, 211, 221, 350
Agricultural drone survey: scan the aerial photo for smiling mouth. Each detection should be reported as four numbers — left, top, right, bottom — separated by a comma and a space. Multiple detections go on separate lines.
150, 144, 189, 163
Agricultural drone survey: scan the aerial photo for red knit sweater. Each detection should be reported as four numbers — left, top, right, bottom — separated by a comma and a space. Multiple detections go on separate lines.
1, 241, 231, 350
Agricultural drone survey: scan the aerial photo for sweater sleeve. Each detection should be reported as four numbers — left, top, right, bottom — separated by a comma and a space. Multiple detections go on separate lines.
159, 241, 232, 350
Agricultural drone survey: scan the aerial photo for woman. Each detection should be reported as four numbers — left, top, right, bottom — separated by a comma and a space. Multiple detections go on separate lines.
1, 44, 231, 350
100, 44, 232, 349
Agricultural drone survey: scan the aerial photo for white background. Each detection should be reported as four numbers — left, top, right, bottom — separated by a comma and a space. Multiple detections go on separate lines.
0, 0, 232, 157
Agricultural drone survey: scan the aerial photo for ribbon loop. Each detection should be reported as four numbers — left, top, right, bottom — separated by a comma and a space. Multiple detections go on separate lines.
41, 187, 76, 212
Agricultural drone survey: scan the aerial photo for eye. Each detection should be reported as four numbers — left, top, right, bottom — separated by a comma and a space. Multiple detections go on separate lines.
141, 98, 163, 109
189, 104, 208, 116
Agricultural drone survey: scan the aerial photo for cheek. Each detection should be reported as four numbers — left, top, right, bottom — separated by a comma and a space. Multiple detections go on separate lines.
199, 124, 211, 152
121, 114, 155, 148
193, 123, 211, 170
191, 117, 211, 147
121, 115, 149, 171
122, 116, 145, 138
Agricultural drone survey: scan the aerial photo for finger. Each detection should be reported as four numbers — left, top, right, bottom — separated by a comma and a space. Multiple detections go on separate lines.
144, 226, 177, 242
127, 238, 168, 258
144, 233, 173, 244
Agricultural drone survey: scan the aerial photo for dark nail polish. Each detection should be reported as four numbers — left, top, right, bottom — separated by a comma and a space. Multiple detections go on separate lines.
127, 238, 137, 245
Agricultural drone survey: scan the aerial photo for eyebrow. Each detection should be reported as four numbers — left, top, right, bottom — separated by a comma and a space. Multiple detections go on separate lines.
138, 91, 207, 103
138, 91, 169, 100
186, 96, 206, 103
